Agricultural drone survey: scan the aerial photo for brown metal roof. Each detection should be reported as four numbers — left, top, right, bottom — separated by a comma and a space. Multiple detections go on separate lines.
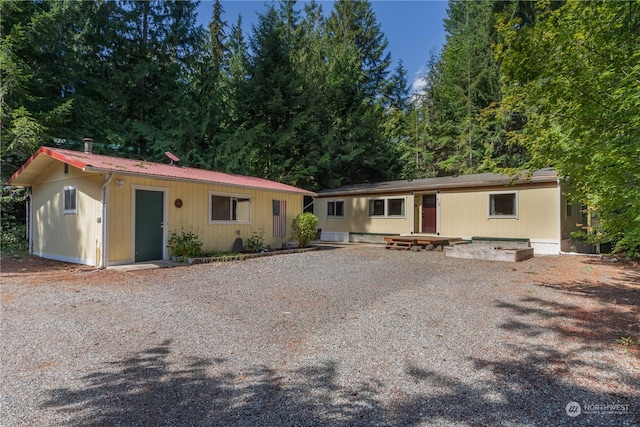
316, 169, 558, 197
9, 147, 316, 196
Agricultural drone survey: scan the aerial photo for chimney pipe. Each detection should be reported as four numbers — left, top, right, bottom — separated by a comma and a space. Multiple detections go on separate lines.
83, 138, 93, 154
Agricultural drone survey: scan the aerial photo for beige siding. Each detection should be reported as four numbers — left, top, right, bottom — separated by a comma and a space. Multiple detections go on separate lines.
317, 182, 563, 253
316, 195, 413, 236
439, 184, 560, 241
107, 175, 305, 264
32, 162, 103, 265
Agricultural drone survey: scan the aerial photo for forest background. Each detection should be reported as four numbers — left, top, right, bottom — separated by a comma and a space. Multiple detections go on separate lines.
1, 0, 638, 255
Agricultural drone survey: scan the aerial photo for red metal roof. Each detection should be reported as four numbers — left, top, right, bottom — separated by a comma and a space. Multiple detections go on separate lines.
8, 147, 315, 195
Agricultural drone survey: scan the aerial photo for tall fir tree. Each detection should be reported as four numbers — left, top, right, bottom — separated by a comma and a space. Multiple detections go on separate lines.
323, 0, 398, 186
213, 14, 251, 173
114, 0, 202, 159
241, 3, 304, 181
409, 0, 532, 179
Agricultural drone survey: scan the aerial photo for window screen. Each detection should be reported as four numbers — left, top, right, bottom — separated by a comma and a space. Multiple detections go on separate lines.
63, 186, 77, 214
489, 193, 517, 217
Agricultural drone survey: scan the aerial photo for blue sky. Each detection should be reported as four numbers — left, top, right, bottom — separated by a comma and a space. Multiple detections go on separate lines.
196, 1, 449, 93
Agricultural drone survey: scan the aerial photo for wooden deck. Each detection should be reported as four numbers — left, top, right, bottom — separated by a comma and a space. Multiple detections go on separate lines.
383, 236, 463, 250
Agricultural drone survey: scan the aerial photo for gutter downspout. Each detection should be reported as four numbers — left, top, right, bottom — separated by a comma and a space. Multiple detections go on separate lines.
409, 193, 415, 234
557, 178, 563, 255
26, 188, 33, 255
100, 173, 113, 268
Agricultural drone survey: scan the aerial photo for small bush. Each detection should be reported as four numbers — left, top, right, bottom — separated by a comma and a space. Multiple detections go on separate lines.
244, 229, 265, 253
291, 213, 318, 248
1, 223, 27, 255
1, 185, 28, 255
167, 230, 203, 258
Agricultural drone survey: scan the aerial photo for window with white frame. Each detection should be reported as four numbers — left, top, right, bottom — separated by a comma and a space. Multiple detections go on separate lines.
209, 192, 251, 223
368, 197, 405, 217
327, 200, 344, 217
488, 191, 518, 218
63, 186, 77, 214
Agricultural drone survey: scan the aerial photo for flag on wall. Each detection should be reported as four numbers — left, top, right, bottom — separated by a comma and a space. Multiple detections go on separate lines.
273, 200, 286, 237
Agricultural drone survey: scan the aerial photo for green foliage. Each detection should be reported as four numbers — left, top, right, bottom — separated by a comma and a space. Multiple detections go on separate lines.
244, 229, 265, 253
616, 335, 640, 356
408, 0, 531, 179
0, 224, 27, 254
0, 184, 27, 254
291, 213, 318, 248
2, 0, 407, 192
1, 0, 203, 162
167, 230, 203, 259
497, 0, 640, 257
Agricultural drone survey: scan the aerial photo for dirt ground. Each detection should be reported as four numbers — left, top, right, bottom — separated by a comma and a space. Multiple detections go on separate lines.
2, 250, 639, 359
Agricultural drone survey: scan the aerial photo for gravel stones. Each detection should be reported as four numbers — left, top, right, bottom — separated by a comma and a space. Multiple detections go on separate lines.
1, 246, 638, 426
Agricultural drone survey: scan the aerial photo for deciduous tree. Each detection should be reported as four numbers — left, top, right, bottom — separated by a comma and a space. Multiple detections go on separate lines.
497, 0, 640, 255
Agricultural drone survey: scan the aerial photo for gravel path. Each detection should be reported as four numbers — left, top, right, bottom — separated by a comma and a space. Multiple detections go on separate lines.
1, 245, 638, 426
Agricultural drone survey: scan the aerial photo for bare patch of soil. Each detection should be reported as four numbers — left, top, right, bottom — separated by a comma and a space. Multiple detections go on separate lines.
1, 255, 95, 275
511, 255, 640, 361
0, 254, 161, 286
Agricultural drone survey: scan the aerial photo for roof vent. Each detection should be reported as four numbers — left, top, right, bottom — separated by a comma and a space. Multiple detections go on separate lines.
83, 138, 93, 154
165, 151, 180, 165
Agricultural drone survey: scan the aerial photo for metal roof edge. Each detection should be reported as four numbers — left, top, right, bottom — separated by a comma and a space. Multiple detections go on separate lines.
7, 146, 315, 196
8, 147, 90, 185
83, 167, 317, 196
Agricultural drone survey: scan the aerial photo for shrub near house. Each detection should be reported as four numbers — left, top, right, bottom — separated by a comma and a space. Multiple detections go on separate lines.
291, 213, 319, 248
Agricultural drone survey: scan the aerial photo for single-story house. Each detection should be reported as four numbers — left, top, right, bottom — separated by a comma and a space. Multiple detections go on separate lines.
314, 169, 583, 255
8, 145, 316, 267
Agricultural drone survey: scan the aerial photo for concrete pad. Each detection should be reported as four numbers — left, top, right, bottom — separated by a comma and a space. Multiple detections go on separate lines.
107, 260, 184, 272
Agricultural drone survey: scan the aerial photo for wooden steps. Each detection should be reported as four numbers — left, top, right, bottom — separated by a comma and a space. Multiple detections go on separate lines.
384, 236, 463, 250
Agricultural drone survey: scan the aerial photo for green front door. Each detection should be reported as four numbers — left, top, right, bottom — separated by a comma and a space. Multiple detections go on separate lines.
135, 189, 164, 262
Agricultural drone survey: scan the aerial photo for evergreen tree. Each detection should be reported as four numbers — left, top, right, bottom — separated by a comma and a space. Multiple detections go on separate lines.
323, 0, 397, 186
1, 0, 77, 170
214, 14, 251, 173
186, 0, 229, 169
114, 0, 202, 159
241, 3, 305, 181
410, 0, 531, 178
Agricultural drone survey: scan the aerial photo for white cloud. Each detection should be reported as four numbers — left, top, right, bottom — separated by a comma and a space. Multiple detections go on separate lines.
410, 66, 427, 95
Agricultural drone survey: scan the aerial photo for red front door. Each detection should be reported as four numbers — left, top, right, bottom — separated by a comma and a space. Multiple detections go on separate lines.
422, 194, 437, 234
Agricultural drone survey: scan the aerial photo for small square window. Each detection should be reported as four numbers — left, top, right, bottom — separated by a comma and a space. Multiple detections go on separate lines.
327, 200, 344, 217
488, 192, 517, 218
368, 199, 385, 216
63, 186, 77, 214
209, 192, 251, 223
387, 198, 405, 216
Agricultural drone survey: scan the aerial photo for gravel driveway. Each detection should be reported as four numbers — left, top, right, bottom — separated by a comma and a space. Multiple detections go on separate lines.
1, 245, 638, 426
